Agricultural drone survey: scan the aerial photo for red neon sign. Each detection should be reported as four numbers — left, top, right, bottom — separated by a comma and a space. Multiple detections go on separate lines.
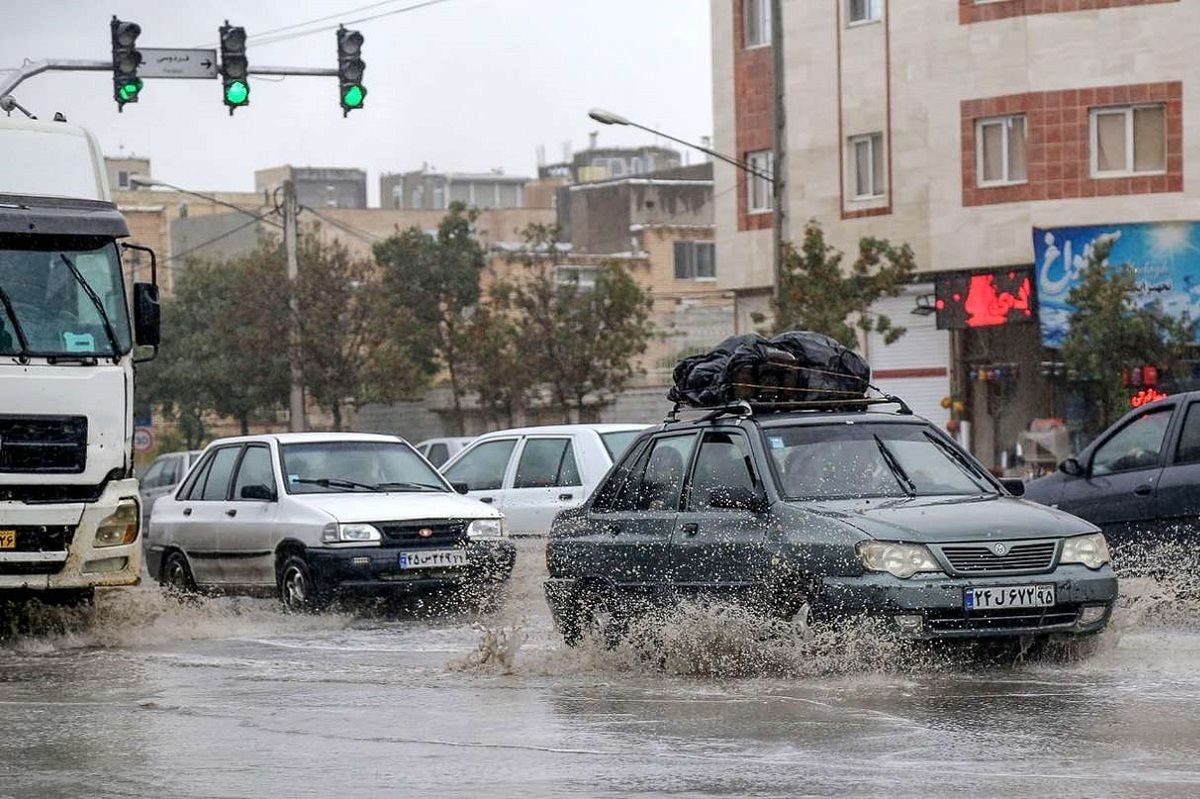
962, 273, 1033, 328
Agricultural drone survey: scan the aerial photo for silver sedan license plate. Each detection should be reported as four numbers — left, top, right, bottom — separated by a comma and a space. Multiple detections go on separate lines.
965, 584, 1055, 610
399, 550, 468, 570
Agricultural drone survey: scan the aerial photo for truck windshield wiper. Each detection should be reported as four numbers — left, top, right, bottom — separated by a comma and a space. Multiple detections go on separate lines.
376, 481, 445, 492
293, 477, 383, 493
59, 253, 120, 360
0, 283, 30, 359
874, 435, 917, 496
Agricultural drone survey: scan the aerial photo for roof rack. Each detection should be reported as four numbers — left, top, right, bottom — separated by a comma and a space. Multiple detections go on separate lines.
665, 392, 913, 423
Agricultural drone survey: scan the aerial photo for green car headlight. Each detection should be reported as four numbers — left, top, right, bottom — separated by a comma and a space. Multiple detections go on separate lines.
857, 541, 942, 579
1060, 533, 1111, 570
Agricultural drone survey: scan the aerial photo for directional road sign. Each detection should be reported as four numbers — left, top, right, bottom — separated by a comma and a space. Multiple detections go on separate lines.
139, 48, 218, 79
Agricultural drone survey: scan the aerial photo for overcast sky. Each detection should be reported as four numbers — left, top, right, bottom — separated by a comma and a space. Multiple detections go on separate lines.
0, 0, 713, 204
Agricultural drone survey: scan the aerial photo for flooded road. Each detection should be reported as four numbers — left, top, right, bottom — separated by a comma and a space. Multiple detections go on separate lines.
3, 540, 1200, 798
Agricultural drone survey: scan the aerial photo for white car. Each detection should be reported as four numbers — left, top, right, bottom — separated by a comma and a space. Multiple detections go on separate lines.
414, 436, 474, 468
440, 424, 648, 535
146, 433, 515, 609
138, 449, 202, 533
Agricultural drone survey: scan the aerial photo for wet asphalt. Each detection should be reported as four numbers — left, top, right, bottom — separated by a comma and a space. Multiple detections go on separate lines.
2, 539, 1199, 799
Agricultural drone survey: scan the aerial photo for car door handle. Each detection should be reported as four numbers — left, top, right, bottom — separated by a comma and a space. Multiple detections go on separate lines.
681, 523, 700, 537
182, 507, 192, 517
559, 493, 574, 501
225, 509, 237, 517
1134, 484, 1153, 496
480, 497, 494, 504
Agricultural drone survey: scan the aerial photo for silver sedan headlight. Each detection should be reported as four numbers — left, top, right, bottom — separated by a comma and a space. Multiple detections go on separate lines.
467, 518, 507, 539
321, 522, 382, 545
857, 541, 942, 579
1060, 533, 1111, 570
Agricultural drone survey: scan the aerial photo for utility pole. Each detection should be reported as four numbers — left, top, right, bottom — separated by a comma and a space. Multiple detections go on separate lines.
770, 0, 787, 301
283, 179, 306, 432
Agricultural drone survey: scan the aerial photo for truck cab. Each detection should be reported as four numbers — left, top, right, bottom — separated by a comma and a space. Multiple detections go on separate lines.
0, 116, 160, 601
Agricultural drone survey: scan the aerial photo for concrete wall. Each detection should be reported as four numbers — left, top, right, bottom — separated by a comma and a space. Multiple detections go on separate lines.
567, 176, 715, 254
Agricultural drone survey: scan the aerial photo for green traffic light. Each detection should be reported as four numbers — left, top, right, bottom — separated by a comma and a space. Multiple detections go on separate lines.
343, 84, 365, 108
117, 79, 143, 102
225, 80, 249, 105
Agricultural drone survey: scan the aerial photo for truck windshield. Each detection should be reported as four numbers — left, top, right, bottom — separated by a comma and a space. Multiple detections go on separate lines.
764, 423, 998, 500
0, 236, 131, 358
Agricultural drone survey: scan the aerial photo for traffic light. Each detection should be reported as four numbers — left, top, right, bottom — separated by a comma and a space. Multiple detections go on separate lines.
336, 26, 366, 116
219, 21, 249, 114
110, 17, 143, 111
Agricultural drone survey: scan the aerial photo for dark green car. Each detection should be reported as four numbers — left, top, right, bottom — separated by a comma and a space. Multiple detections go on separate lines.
545, 403, 1118, 641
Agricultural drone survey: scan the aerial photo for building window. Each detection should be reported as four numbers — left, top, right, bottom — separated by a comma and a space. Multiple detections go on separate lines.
848, 0, 883, 25
976, 115, 1027, 186
673, 241, 717, 280
746, 150, 774, 213
433, 185, 446, 209
117, 170, 130, 189
849, 133, 885, 199
744, 0, 771, 47
1091, 105, 1166, 177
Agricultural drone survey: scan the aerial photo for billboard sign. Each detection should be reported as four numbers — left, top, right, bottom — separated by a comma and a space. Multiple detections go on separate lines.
1034, 222, 1200, 347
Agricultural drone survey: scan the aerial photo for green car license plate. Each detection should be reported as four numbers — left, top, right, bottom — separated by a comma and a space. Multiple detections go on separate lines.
965, 584, 1055, 610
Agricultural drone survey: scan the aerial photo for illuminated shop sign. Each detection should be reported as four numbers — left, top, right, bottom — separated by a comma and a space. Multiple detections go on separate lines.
935, 268, 1036, 330
1034, 222, 1200, 348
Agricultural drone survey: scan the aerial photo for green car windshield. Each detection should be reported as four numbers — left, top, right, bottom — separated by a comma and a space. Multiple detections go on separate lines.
764, 423, 998, 500
0, 236, 132, 357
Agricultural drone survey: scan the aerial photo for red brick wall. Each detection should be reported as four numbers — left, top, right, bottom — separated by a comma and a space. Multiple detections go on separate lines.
732, 0, 774, 232
961, 82, 1183, 207
960, 0, 1177, 25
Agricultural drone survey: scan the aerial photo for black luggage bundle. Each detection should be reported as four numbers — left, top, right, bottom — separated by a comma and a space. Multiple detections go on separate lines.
668, 331, 872, 409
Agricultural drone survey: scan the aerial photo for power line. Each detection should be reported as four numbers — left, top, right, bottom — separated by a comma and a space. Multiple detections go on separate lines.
195, 0, 413, 47
164, 215, 271, 265
132, 177, 282, 229
248, 0, 413, 42
246, 0, 457, 48
302, 207, 382, 244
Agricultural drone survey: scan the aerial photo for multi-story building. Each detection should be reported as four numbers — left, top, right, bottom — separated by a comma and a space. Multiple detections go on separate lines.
103, 155, 151, 192
494, 162, 734, 391
254, 165, 367, 209
538, 138, 685, 184
712, 0, 1198, 469
379, 168, 532, 210
105, 156, 270, 296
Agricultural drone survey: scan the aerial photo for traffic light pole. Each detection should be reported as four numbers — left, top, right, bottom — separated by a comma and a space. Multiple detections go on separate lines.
0, 61, 335, 100
0, 59, 111, 98
283, 179, 307, 433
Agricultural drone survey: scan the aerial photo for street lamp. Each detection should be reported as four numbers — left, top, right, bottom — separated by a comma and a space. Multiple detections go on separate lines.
588, 107, 774, 184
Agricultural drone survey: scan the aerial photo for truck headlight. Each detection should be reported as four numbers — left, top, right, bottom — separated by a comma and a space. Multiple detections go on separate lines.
857, 541, 941, 579
1060, 533, 1110, 570
321, 523, 382, 544
467, 518, 506, 539
94, 499, 139, 547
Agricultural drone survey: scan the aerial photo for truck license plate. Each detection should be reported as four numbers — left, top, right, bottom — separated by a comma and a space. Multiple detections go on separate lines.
965, 584, 1055, 610
399, 549, 468, 570
0, 530, 14, 549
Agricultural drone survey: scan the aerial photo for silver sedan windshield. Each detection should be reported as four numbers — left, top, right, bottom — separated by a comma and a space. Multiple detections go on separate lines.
280, 441, 448, 494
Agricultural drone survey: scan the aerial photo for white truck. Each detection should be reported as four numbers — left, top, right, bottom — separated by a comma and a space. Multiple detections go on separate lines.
0, 115, 160, 604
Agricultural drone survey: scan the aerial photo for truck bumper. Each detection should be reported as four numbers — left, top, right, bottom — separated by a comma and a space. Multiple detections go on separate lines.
0, 479, 142, 592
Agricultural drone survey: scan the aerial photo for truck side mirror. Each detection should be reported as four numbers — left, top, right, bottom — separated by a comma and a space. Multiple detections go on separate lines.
133, 282, 161, 349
